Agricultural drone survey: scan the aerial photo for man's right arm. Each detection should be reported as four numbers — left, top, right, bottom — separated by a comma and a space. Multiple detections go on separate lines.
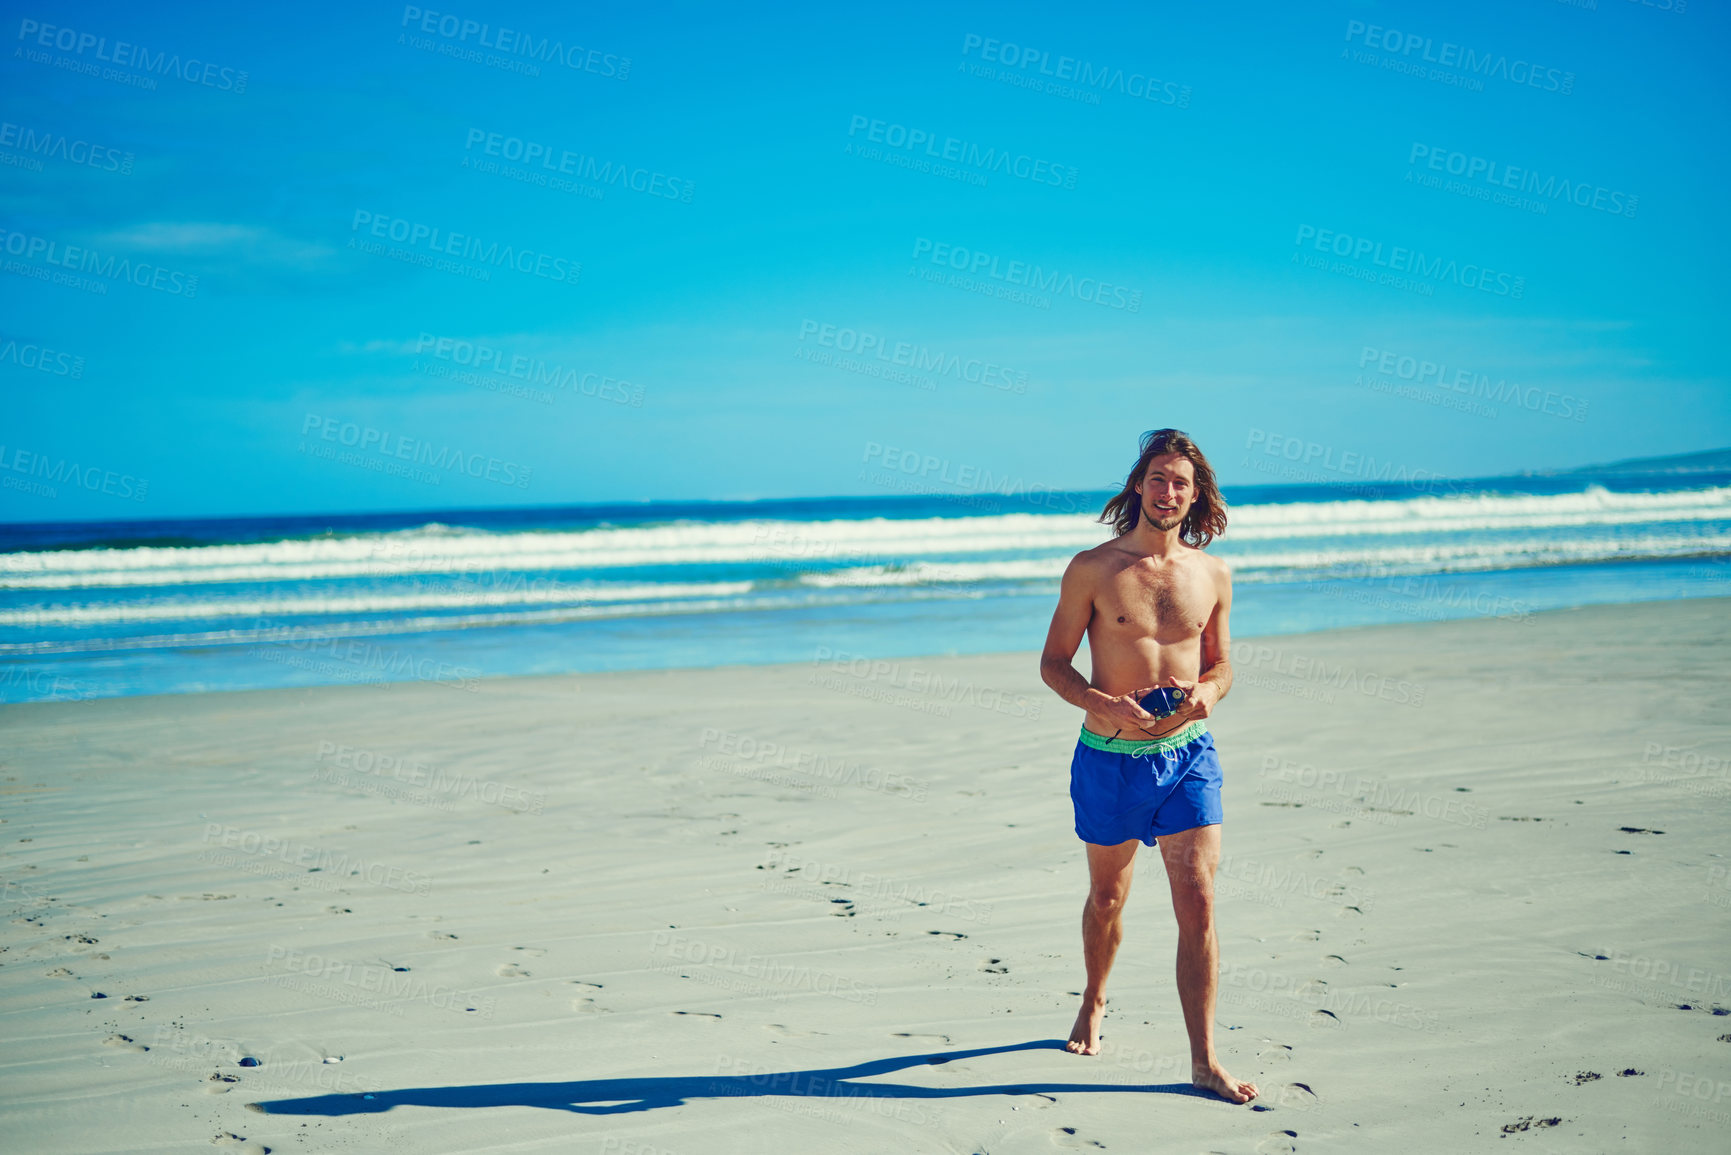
1039, 554, 1113, 714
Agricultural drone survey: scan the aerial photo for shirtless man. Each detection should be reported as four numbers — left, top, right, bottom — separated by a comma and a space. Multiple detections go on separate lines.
1038, 428, 1258, 1105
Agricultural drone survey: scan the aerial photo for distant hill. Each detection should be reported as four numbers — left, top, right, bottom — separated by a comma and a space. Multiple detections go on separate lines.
1560, 447, 1731, 476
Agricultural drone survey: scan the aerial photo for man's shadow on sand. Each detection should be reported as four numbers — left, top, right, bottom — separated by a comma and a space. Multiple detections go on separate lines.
250, 1039, 1216, 1116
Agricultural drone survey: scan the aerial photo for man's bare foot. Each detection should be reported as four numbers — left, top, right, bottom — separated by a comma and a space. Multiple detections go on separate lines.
1065, 997, 1105, 1055
1192, 1062, 1258, 1104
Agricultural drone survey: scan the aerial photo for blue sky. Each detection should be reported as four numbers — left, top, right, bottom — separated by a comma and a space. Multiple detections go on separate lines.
2, 0, 1726, 520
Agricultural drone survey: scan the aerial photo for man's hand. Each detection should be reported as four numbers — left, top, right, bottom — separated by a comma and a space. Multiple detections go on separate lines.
1091, 688, 1164, 736
1163, 676, 1220, 722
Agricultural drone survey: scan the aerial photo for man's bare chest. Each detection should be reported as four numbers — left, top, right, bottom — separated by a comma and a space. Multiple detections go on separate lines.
1096, 561, 1214, 637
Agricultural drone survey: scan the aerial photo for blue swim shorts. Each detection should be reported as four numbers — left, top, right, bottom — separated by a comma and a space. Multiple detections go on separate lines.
1069, 720, 1222, 847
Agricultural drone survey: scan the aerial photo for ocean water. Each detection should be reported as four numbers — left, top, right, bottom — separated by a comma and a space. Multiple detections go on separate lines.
3, 473, 1729, 702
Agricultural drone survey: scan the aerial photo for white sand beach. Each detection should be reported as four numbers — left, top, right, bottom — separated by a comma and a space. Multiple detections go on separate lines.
2, 597, 1729, 1153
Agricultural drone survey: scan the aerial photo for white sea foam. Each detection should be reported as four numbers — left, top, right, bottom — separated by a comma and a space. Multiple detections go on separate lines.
3, 485, 1728, 589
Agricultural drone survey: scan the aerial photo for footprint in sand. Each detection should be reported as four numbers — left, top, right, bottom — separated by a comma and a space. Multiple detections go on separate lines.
429, 932, 458, 941
1336, 906, 1363, 919
1291, 930, 1321, 942
1051, 1125, 1107, 1149
979, 958, 1009, 974
1308, 1010, 1340, 1030
570, 998, 602, 1013
1258, 1042, 1293, 1063
46, 967, 74, 979
1501, 1117, 1561, 1134
211, 1132, 269, 1154
927, 931, 966, 941
1320, 954, 1347, 967
206, 1073, 241, 1094
1255, 1130, 1298, 1154
671, 1010, 721, 1019
1299, 978, 1327, 996
496, 964, 531, 978
1275, 1082, 1319, 1110
103, 1034, 148, 1052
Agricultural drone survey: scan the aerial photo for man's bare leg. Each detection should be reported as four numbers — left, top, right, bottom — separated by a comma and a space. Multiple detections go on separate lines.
1157, 824, 1258, 1103
1067, 838, 1140, 1055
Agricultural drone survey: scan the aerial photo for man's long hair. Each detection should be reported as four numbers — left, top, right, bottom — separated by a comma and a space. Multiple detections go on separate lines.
1098, 428, 1228, 547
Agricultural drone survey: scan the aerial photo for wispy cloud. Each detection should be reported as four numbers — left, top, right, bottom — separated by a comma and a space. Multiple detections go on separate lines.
92, 222, 336, 268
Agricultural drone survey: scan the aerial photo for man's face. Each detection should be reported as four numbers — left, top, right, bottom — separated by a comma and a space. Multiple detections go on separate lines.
1134, 452, 1196, 532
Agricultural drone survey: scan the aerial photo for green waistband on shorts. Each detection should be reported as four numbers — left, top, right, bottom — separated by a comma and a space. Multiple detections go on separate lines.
1079, 719, 1208, 756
